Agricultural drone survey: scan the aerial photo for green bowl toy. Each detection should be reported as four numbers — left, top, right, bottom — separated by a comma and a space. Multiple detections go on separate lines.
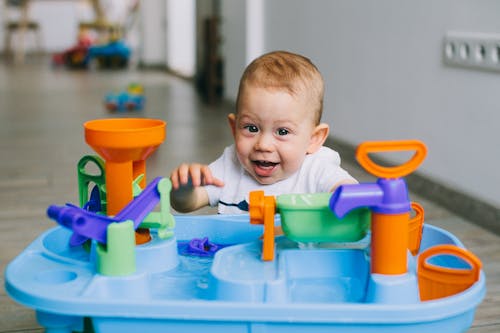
277, 193, 370, 243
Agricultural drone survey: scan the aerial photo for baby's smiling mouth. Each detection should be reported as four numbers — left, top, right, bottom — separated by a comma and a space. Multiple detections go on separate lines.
252, 160, 279, 177
253, 160, 279, 168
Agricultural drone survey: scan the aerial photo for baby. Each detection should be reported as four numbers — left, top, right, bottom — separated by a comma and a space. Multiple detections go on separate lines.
170, 50, 357, 214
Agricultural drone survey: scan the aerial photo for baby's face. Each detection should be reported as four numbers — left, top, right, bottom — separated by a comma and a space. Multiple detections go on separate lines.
230, 86, 319, 185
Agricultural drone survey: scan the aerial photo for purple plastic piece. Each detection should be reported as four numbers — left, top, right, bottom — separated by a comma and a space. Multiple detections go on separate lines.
115, 177, 162, 229
47, 203, 117, 245
47, 177, 163, 245
330, 178, 410, 218
177, 237, 227, 257
82, 185, 102, 212
188, 237, 219, 256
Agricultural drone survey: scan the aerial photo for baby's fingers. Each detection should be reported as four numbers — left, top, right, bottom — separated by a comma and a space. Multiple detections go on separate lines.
199, 165, 224, 187
170, 164, 191, 189
188, 164, 205, 187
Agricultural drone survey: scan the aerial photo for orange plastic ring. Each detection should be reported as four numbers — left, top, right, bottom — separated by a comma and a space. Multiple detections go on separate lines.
356, 140, 427, 178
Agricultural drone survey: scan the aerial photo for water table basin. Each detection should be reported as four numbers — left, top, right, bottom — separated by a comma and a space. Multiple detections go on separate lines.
5, 214, 485, 333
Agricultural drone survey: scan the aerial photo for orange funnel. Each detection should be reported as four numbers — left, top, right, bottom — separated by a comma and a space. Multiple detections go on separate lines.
84, 118, 166, 216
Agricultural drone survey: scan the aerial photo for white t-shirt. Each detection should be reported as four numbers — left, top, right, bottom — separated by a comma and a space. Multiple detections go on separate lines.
205, 145, 356, 214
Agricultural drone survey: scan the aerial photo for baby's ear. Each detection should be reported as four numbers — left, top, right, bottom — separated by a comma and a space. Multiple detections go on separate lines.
227, 113, 237, 137
307, 123, 329, 154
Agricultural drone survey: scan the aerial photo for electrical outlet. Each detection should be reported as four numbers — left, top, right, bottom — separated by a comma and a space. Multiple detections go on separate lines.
443, 31, 500, 71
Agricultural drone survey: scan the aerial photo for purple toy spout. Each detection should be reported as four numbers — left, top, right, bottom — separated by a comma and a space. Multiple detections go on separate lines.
329, 178, 411, 218
329, 184, 384, 218
47, 204, 118, 245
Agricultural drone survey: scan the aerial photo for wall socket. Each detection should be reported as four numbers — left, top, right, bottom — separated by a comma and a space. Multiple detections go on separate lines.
443, 31, 500, 71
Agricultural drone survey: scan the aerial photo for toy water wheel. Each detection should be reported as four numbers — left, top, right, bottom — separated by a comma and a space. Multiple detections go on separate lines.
356, 140, 427, 178
249, 191, 276, 261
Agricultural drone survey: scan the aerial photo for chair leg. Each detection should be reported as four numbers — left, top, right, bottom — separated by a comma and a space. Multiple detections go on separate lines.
4, 30, 13, 60
34, 28, 43, 55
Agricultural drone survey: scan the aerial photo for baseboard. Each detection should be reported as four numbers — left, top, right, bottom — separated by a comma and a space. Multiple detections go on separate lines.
327, 136, 500, 236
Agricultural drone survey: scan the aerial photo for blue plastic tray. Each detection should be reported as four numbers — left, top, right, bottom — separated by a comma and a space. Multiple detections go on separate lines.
5, 215, 486, 333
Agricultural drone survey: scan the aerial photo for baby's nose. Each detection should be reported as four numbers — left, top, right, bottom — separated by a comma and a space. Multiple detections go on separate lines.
255, 134, 273, 151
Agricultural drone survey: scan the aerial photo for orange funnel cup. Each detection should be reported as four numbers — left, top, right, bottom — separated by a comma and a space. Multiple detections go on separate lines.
418, 245, 482, 301
84, 118, 166, 216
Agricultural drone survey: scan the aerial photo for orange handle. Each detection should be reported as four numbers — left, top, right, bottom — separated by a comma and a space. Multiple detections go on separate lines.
249, 191, 276, 261
356, 140, 427, 178
418, 245, 482, 301
408, 202, 425, 256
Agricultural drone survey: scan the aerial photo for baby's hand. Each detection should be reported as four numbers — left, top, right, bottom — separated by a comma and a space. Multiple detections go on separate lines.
170, 163, 224, 190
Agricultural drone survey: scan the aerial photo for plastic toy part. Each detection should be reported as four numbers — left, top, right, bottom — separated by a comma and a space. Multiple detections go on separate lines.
249, 191, 276, 261
77, 155, 106, 211
83, 185, 102, 213
370, 212, 410, 275
139, 178, 175, 239
356, 140, 427, 178
330, 180, 412, 275
330, 178, 410, 216
96, 220, 136, 276
249, 191, 265, 225
47, 177, 168, 245
418, 244, 482, 301
84, 118, 166, 215
330, 140, 428, 276
277, 193, 370, 243
177, 237, 228, 257
47, 203, 115, 245
409, 202, 425, 256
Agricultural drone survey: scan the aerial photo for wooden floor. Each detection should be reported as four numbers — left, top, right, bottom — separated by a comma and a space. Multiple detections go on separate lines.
1, 58, 499, 332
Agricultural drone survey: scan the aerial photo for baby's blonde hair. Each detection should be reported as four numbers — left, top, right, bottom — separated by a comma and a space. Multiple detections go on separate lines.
236, 50, 325, 124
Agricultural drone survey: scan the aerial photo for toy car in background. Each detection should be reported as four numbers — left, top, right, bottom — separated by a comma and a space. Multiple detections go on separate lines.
53, 39, 131, 70
104, 83, 145, 111
88, 39, 131, 69
52, 33, 93, 69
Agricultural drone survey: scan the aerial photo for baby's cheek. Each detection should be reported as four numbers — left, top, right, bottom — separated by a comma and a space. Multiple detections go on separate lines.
282, 154, 306, 174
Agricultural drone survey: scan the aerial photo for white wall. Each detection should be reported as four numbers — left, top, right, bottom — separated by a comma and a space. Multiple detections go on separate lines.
221, 0, 500, 208
138, 0, 166, 66
166, 0, 196, 76
220, 0, 247, 99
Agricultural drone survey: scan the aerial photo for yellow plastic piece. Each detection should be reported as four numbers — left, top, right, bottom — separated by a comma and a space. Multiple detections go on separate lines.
356, 140, 427, 178
418, 245, 482, 301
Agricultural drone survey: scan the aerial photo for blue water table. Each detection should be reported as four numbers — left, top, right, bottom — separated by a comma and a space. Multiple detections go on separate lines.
4, 119, 485, 333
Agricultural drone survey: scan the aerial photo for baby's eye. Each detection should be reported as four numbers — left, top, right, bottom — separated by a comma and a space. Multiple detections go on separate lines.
277, 128, 289, 136
244, 125, 259, 133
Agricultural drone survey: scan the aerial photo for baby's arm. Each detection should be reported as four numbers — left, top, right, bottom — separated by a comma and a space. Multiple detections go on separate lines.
170, 163, 224, 213
329, 178, 358, 193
